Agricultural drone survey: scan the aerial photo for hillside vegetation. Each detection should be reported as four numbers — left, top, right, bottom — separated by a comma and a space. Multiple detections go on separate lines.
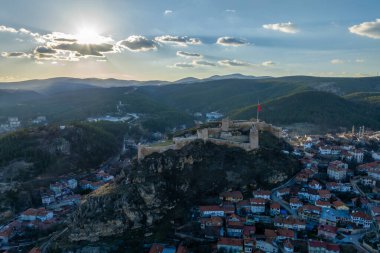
232, 91, 380, 129
1, 76, 380, 131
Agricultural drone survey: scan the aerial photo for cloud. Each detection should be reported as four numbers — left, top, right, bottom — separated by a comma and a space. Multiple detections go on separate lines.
176, 51, 202, 58
216, 37, 248, 46
155, 35, 202, 46
218, 59, 251, 67
262, 60, 275, 66
349, 19, 380, 39
193, 60, 216, 66
330, 59, 344, 64
1, 52, 31, 58
355, 59, 365, 63
117, 35, 157, 52
170, 62, 195, 68
0, 25, 17, 33
52, 43, 115, 57
263, 22, 298, 34
34, 46, 57, 54
164, 10, 173, 15
225, 9, 236, 13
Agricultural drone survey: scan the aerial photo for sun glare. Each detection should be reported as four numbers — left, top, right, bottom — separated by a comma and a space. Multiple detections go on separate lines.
75, 26, 104, 44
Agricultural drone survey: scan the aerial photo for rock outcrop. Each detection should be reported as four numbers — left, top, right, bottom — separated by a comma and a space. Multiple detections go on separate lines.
58, 133, 300, 251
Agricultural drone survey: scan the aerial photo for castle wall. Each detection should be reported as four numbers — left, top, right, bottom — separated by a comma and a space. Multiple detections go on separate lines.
138, 120, 281, 160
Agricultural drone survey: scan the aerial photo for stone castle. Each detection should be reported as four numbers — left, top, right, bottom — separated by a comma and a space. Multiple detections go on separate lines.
138, 119, 281, 160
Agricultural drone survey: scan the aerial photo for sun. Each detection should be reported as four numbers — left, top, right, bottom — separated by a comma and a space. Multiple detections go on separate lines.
75, 26, 105, 45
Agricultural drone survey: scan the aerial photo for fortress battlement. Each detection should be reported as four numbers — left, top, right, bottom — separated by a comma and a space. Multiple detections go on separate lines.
138, 119, 281, 160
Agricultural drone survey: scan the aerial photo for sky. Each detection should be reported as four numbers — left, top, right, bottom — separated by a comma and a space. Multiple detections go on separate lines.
0, 0, 379, 82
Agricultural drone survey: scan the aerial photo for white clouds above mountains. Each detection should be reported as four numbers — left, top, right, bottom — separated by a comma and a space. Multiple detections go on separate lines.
176, 51, 202, 58
155, 35, 202, 46
216, 37, 248, 46
218, 59, 251, 67
349, 19, 380, 39
331, 59, 344, 64
263, 22, 298, 34
117, 36, 157, 52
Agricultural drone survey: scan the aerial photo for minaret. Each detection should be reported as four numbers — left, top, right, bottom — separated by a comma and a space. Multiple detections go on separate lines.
352, 125, 355, 135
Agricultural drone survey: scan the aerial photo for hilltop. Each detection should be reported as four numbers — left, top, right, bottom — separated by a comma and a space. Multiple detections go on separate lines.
232, 91, 380, 129
53, 131, 300, 252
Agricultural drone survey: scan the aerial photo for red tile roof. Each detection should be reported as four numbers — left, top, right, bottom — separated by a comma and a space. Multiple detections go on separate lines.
218, 237, 243, 247
149, 244, 164, 253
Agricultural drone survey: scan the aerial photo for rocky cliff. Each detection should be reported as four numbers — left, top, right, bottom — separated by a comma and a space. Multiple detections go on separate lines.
56, 132, 300, 252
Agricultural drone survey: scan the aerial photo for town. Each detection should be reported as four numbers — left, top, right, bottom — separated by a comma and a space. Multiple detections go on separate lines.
147, 124, 380, 253
1, 119, 380, 253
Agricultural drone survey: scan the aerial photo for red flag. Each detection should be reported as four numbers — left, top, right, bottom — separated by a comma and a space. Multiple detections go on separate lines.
257, 103, 262, 112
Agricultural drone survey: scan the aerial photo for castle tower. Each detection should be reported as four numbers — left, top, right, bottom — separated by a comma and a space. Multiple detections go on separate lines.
249, 124, 259, 149
197, 128, 209, 140
221, 118, 230, 131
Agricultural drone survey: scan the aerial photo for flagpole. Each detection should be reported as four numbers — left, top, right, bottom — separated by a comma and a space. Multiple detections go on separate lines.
257, 100, 259, 122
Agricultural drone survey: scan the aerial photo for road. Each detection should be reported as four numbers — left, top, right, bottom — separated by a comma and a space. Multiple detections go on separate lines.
271, 175, 298, 217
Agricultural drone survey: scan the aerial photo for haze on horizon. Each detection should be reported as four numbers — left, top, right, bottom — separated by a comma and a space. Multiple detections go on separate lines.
0, 0, 379, 82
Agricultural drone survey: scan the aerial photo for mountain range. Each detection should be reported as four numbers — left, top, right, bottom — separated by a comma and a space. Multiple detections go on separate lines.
1, 74, 380, 131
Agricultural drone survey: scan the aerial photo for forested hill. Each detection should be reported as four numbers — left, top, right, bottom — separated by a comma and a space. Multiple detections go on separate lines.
0, 76, 380, 131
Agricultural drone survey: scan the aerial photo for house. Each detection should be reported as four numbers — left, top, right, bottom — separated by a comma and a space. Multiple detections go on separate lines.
149, 244, 164, 253
96, 171, 114, 182
0, 220, 21, 245
350, 211, 372, 228
199, 205, 225, 217
360, 176, 376, 187
66, 178, 78, 189
217, 237, 243, 253
29, 248, 42, 253
326, 182, 339, 191
20, 208, 53, 222
220, 191, 244, 202
298, 205, 322, 221
256, 240, 278, 253
319, 146, 332, 155
243, 238, 255, 253
236, 200, 251, 215
276, 188, 290, 198
283, 239, 294, 253
318, 190, 331, 201
315, 200, 331, 209
289, 198, 303, 210
332, 200, 349, 211
277, 229, 295, 240
176, 244, 188, 253
308, 241, 340, 253
253, 190, 271, 200
327, 161, 348, 181
320, 208, 350, 226
298, 188, 320, 202
80, 180, 105, 191
226, 221, 244, 238
0, 226, 16, 245
351, 149, 364, 163
318, 224, 338, 240
41, 191, 55, 205
274, 217, 306, 231
309, 180, 322, 190
227, 213, 245, 223
249, 198, 266, 214
200, 216, 223, 229
243, 226, 256, 239
270, 202, 281, 216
